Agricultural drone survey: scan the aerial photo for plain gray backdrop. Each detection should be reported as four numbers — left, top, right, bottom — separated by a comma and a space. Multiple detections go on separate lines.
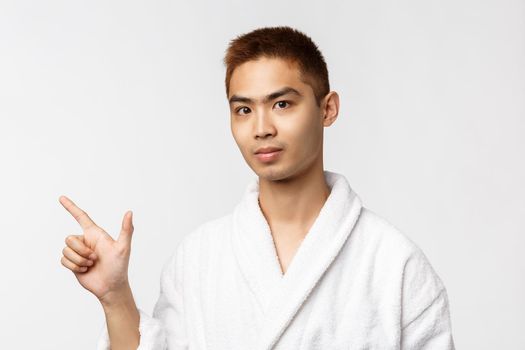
0, 0, 523, 349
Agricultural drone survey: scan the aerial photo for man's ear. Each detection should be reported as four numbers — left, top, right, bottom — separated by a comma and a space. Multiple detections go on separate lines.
322, 91, 340, 127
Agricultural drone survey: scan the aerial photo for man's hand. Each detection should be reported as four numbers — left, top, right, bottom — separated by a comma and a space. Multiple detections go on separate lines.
59, 195, 135, 304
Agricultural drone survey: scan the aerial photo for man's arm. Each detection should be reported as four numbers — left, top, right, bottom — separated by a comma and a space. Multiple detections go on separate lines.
95, 245, 187, 350
400, 248, 456, 349
100, 285, 140, 350
401, 287, 455, 349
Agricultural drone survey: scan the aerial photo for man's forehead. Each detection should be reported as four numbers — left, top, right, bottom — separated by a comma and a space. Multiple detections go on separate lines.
227, 57, 309, 102
231, 57, 301, 84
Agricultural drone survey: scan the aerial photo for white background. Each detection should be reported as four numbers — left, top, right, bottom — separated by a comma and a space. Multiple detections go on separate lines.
0, 0, 523, 349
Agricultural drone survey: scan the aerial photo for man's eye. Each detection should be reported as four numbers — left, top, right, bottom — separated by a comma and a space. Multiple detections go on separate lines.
236, 107, 251, 115
275, 101, 290, 109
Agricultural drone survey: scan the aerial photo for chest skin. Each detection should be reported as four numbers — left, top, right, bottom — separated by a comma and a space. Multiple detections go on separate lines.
270, 226, 308, 275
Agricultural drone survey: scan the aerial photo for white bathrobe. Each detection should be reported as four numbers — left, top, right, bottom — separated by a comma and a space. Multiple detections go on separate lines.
96, 170, 455, 349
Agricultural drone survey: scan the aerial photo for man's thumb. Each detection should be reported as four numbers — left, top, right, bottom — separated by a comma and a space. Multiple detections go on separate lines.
117, 210, 134, 246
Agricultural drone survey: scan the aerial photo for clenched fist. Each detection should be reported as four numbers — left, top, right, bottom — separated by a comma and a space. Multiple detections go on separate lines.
59, 195, 135, 305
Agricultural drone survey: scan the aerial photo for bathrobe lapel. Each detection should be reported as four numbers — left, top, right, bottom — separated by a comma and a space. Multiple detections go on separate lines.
230, 170, 363, 350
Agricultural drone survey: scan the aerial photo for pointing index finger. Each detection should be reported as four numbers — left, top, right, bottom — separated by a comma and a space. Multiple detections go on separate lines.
59, 195, 97, 230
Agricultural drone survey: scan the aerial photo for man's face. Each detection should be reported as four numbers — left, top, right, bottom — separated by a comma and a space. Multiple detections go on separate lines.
228, 57, 327, 182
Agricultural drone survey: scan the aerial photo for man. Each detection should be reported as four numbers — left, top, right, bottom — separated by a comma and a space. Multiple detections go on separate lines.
60, 26, 455, 349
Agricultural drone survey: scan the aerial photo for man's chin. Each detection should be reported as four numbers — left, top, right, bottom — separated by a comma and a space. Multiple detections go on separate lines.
254, 166, 296, 183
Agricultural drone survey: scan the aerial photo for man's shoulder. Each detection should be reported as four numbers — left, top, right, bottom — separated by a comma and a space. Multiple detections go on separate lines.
355, 206, 423, 257
162, 213, 233, 271
355, 207, 446, 289
187, 212, 232, 241
354, 210, 452, 334
176, 212, 233, 253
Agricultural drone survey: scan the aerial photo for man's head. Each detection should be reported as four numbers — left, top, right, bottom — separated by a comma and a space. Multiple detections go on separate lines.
224, 26, 339, 182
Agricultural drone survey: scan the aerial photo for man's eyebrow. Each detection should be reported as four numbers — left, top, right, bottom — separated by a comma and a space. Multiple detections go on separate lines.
228, 87, 303, 105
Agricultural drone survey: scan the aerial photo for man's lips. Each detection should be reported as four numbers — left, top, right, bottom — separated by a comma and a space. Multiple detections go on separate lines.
254, 146, 283, 154
254, 149, 283, 162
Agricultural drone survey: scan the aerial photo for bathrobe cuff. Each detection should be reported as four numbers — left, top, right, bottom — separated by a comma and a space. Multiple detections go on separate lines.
95, 307, 166, 350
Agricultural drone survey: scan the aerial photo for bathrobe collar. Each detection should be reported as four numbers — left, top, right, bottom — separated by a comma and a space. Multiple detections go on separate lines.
231, 170, 363, 350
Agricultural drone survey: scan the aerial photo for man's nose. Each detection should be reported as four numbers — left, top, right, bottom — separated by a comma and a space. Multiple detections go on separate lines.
254, 108, 276, 139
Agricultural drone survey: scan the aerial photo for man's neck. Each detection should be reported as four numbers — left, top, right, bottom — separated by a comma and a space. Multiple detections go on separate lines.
257, 168, 331, 239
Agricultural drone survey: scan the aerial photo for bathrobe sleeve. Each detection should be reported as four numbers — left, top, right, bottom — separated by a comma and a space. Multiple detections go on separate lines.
95, 246, 188, 350
400, 248, 456, 349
